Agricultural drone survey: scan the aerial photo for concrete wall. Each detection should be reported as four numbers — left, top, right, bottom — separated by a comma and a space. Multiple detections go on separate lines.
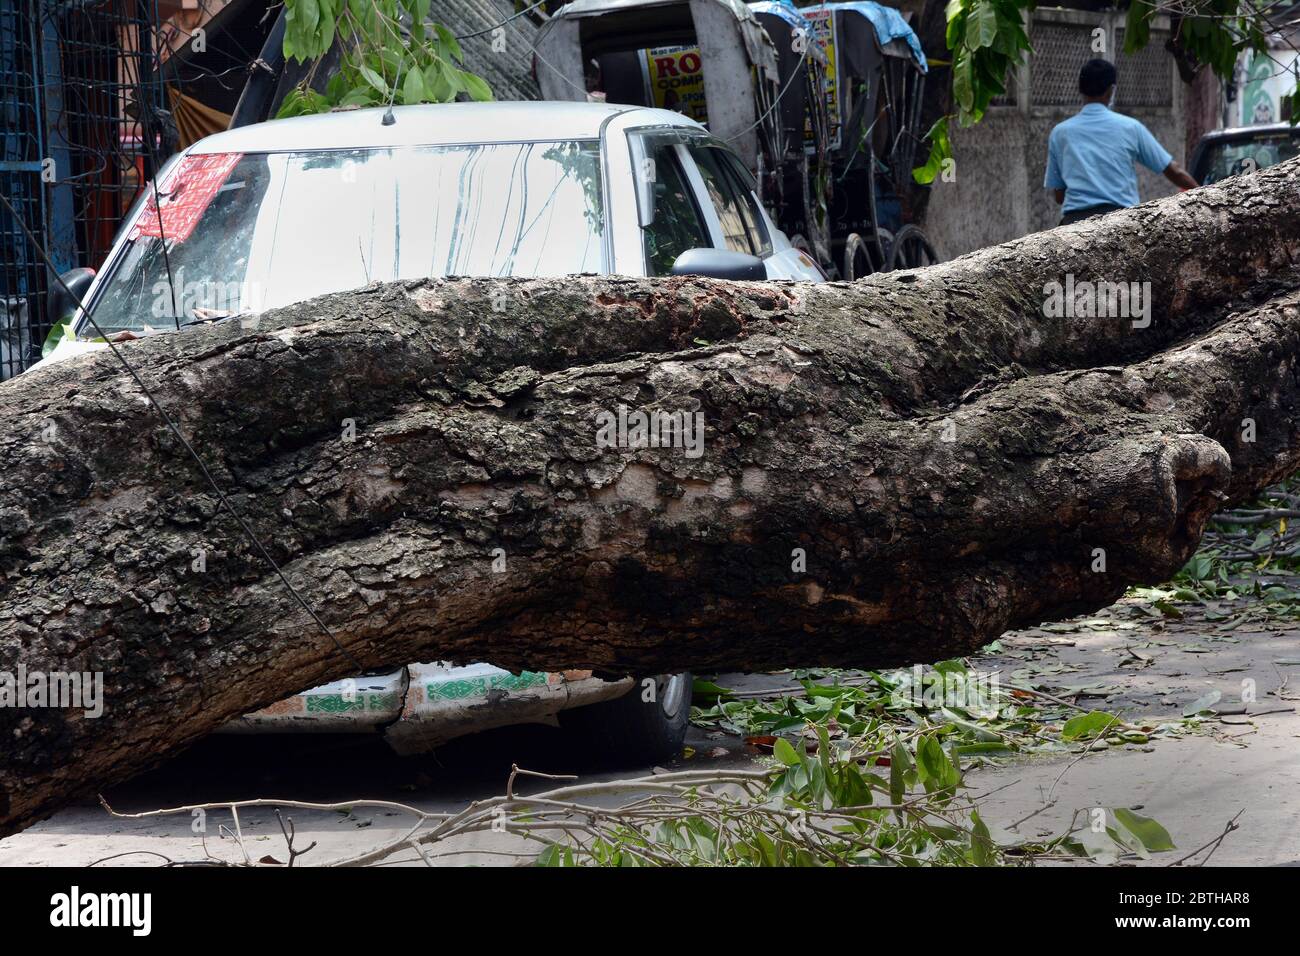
925, 7, 1184, 260
433, 0, 542, 102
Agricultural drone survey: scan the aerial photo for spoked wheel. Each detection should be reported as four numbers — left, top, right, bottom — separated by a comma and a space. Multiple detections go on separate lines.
885, 224, 940, 271
842, 230, 890, 280
796, 152, 834, 272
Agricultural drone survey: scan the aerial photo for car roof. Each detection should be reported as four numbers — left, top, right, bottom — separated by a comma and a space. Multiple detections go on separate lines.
1197, 122, 1300, 144
189, 101, 707, 154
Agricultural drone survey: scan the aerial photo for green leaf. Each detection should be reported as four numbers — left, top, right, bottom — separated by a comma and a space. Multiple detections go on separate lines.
912, 115, 951, 185
952, 50, 975, 114
915, 735, 946, 780
773, 737, 801, 767
1112, 808, 1176, 852
967, 1, 998, 50
915, 734, 961, 796
274, 86, 331, 118
435, 23, 464, 64
359, 63, 388, 94
402, 66, 426, 105
888, 740, 913, 805
316, 0, 336, 55
1124, 0, 1153, 52
690, 678, 734, 702
535, 844, 562, 866
325, 70, 349, 104
459, 71, 493, 102
970, 809, 995, 865
952, 740, 1012, 755
1062, 710, 1120, 741
338, 85, 377, 108
41, 322, 75, 358
424, 62, 455, 102
299, 0, 320, 34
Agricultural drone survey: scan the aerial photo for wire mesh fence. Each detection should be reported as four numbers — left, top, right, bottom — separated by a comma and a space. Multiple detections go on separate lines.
1, 0, 168, 381
1114, 27, 1174, 109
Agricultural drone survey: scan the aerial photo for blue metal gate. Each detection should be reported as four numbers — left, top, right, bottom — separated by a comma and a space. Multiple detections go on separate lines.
1, 0, 166, 380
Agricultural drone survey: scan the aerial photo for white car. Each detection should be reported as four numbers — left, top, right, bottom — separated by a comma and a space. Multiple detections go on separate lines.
41, 101, 825, 762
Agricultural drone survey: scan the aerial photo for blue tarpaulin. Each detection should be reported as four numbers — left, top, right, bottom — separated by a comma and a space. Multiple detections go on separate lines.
813, 2, 928, 73
747, 0, 814, 32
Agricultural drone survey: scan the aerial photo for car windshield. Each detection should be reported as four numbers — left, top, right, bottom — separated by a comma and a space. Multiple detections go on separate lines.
1199, 133, 1300, 185
86, 140, 605, 334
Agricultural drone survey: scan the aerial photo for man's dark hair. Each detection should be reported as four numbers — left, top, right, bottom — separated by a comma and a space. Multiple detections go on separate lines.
1079, 58, 1117, 97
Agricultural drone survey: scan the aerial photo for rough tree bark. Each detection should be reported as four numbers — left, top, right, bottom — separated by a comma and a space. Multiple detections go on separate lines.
2, 162, 1300, 836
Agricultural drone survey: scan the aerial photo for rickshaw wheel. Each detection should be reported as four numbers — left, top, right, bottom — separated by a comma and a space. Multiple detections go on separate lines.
842, 231, 889, 280
886, 225, 939, 271
796, 153, 834, 270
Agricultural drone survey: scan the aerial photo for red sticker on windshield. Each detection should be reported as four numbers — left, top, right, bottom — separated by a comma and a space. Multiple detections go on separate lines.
130, 152, 243, 243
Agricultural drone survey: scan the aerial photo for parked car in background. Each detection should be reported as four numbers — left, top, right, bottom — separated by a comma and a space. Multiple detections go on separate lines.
39, 101, 825, 763
1189, 122, 1300, 185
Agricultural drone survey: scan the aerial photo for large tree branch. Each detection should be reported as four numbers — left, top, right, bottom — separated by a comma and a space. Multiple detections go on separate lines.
1, 160, 1299, 836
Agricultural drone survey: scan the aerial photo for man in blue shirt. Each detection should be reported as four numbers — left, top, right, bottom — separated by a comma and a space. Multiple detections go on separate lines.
1045, 59, 1198, 225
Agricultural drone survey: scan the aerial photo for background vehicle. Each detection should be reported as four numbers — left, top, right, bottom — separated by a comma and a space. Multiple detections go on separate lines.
534, 0, 936, 278
41, 101, 824, 762
536, 0, 832, 269
1189, 122, 1300, 185
748, 1, 835, 266
808, 2, 934, 278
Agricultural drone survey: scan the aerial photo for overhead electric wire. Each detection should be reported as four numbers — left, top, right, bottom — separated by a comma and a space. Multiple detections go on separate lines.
0, 190, 365, 675
455, 0, 548, 40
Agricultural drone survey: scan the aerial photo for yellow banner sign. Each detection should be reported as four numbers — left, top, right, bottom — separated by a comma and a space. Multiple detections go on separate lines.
641, 45, 709, 123
804, 8, 841, 149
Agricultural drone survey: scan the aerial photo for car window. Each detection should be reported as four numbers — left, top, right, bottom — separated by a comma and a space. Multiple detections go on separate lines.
85, 141, 606, 334
641, 144, 710, 276
716, 150, 772, 256
1197, 134, 1300, 184
688, 145, 770, 256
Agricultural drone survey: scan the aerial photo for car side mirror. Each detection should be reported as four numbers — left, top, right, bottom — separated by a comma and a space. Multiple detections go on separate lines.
47, 267, 96, 327
669, 248, 766, 281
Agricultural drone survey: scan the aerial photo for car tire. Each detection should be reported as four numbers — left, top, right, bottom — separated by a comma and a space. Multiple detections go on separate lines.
561, 672, 693, 766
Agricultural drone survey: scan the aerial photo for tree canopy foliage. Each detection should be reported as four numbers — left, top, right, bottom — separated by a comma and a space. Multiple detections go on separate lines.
276, 0, 494, 118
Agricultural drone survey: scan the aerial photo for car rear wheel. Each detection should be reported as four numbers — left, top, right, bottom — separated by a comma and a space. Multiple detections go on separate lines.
561, 672, 692, 766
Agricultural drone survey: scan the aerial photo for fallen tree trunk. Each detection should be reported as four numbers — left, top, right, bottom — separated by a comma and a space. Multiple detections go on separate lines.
2, 161, 1300, 835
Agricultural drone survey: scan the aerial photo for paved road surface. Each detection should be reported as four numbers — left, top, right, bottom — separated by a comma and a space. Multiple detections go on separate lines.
3, 596, 1298, 866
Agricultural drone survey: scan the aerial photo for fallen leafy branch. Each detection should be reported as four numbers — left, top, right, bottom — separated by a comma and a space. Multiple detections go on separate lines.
5, 159, 1300, 836
99, 660, 1192, 866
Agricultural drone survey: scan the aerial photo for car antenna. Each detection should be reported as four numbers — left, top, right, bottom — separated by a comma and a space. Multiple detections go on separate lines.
382, 64, 399, 125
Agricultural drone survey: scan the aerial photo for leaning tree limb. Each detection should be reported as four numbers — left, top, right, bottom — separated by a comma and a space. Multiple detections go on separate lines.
1, 160, 1299, 836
